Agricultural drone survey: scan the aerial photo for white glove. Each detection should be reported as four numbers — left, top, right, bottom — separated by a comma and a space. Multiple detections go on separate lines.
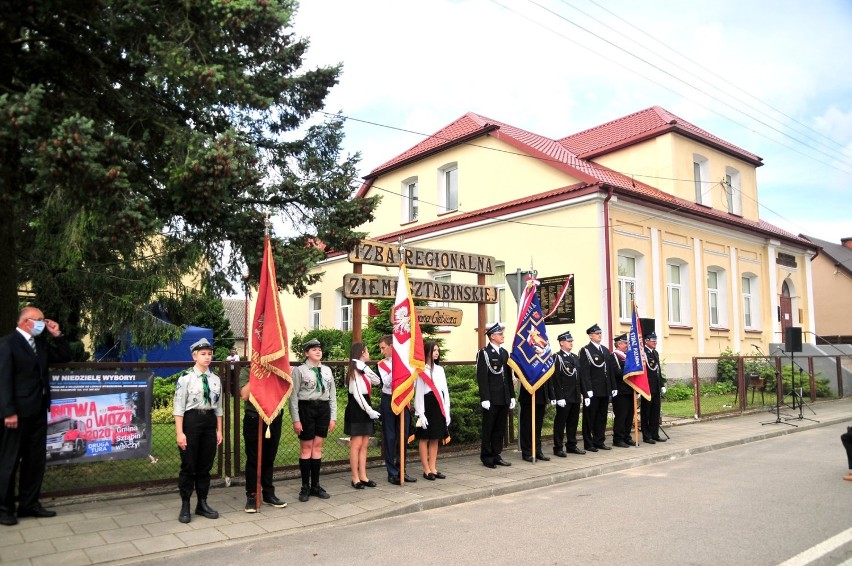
557, 399, 566, 408
446, 416, 451, 427
587, 390, 593, 398
481, 400, 491, 410
354, 359, 367, 372
661, 386, 667, 394
416, 414, 428, 429
509, 398, 516, 410
551, 400, 557, 406
584, 398, 591, 407
368, 409, 381, 420
611, 389, 618, 397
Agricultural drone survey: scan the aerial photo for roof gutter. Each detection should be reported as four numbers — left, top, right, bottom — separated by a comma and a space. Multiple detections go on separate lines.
603, 185, 614, 345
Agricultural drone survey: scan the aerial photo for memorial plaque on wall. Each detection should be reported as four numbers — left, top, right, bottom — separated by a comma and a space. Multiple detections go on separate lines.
537, 274, 575, 324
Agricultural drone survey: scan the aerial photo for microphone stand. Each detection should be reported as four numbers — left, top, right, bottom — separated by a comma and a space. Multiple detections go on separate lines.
776, 344, 819, 423
755, 344, 796, 427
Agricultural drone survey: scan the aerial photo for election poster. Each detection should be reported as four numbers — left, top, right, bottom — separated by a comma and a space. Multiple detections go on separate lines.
47, 371, 154, 464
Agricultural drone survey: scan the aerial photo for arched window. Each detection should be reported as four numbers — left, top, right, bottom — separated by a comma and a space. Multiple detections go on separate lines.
741, 272, 760, 329
401, 176, 418, 223
437, 163, 458, 213
707, 266, 728, 328
666, 259, 691, 325
309, 293, 322, 330
617, 250, 645, 321
693, 154, 709, 205
335, 289, 352, 332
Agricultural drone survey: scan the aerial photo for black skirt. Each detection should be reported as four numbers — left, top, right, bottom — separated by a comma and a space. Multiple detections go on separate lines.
415, 392, 447, 440
344, 393, 375, 436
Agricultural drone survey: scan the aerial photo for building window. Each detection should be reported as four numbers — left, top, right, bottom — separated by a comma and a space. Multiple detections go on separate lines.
707, 267, 728, 328
336, 290, 352, 332
309, 294, 321, 330
617, 254, 638, 321
667, 262, 684, 325
725, 167, 742, 215
438, 164, 458, 213
401, 177, 418, 223
742, 273, 760, 329
431, 273, 451, 308
693, 154, 709, 205
488, 262, 506, 325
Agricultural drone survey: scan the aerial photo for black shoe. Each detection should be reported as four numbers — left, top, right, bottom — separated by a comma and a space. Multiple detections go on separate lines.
244, 497, 258, 513
495, 458, 512, 467
585, 445, 598, 452
595, 444, 612, 450
522, 455, 533, 462
643, 437, 656, 444
351, 481, 365, 490
625, 439, 637, 446
263, 494, 287, 508
17, 504, 56, 518
310, 485, 331, 499
434, 472, 446, 479
403, 474, 418, 483
553, 449, 567, 458
653, 436, 667, 442
388, 476, 401, 485
423, 472, 436, 480
360, 479, 377, 488
613, 441, 630, 448
483, 461, 497, 469
298, 485, 310, 502
536, 454, 551, 461
178, 500, 191, 523
568, 447, 587, 455
0, 514, 17, 526
195, 499, 219, 519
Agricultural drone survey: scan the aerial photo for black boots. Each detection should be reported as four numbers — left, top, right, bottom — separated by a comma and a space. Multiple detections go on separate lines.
178, 499, 191, 523
195, 499, 219, 519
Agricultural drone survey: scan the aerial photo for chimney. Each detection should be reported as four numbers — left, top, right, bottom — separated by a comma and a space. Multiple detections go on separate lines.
842, 237, 852, 250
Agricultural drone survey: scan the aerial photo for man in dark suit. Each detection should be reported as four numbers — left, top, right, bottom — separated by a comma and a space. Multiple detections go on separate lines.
548, 331, 585, 457
0, 306, 71, 525
476, 323, 515, 468
578, 324, 615, 451
641, 332, 667, 443
609, 334, 636, 448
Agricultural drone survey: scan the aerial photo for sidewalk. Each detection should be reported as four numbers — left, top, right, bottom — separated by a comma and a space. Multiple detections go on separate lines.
2, 399, 850, 565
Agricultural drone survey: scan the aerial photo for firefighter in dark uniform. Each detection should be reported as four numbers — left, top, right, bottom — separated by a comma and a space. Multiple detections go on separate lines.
578, 324, 615, 451
476, 323, 515, 468
609, 334, 636, 448
548, 331, 585, 457
642, 332, 667, 443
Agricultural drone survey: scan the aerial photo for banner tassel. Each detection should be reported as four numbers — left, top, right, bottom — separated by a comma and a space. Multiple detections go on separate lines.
265, 423, 271, 439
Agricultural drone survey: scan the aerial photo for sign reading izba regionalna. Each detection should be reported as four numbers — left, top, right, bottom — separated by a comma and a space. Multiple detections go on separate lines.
343, 274, 497, 303
349, 239, 496, 275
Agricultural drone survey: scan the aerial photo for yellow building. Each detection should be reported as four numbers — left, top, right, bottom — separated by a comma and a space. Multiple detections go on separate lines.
278, 106, 817, 379
799, 235, 852, 344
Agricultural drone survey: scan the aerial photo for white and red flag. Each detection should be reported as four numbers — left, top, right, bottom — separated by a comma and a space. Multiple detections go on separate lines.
390, 264, 425, 415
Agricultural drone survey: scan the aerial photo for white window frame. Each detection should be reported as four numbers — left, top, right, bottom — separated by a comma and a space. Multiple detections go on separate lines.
431, 272, 451, 309
335, 289, 352, 332
489, 262, 507, 324
309, 294, 322, 330
437, 163, 458, 213
617, 251, 645, 322
401, 177, 418, 223
742, 273, 760, 330
666, 260, 690, 326
693, 154, 709, 205
725, 167, 742, 215
707, 267, 728, 328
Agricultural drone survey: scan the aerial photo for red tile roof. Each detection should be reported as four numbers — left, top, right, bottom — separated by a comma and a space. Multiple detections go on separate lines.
558, 106, 763, 165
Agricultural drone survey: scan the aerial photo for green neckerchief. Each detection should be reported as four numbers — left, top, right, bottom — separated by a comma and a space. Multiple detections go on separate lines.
312, 366, 324, 394
195, 369, 211, 405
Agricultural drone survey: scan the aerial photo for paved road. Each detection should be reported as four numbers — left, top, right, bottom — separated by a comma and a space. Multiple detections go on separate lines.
130, 423, 852, 566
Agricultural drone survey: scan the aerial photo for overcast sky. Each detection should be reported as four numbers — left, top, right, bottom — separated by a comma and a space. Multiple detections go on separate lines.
292, 0, 852, 244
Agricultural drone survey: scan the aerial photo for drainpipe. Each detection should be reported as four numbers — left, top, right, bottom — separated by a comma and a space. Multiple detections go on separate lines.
603, 185, 614, 345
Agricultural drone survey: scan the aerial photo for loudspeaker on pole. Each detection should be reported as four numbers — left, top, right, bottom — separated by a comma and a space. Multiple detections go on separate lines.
784, 327, 802, 353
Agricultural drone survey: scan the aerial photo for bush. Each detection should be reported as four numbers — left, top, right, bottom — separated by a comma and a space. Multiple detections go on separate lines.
663, 381, 692, 402
764, 365, 832, 398
291, 329, 352, 361
700, 381, 735, 396
151, 403, 175, 424
716, 348, 738, 382
153, 374, 179, 408
444, 364, 482, 445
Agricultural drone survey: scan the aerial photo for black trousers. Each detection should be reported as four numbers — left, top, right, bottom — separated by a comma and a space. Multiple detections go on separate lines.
480, 404, 508, 465
612, 393, 635, 443
582, 397, 608, 448
553, 402, 581, 450
640, 394, 662, 440
380, 393, 411, 479
178, 410, 218, 500
519, 402, 546, 457
0, 412, 47, 514
841, 430, 852, 469
243, 411, 282, 498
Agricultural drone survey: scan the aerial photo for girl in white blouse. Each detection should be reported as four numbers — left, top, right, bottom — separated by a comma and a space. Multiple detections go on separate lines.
344, 342, 381, 488
414, 341, 451, 480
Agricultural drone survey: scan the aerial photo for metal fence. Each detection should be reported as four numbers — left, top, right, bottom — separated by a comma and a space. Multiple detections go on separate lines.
689, 354, 850, 419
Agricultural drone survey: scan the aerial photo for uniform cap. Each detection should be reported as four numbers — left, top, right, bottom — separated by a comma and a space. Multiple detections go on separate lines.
485, 322, 505, 336
586, 323, 602, 334
190, 338, 213, 352
557, 331, 573, 342
302, 338, 322, 351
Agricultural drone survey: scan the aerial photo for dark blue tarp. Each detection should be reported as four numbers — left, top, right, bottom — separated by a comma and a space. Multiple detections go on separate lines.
119, 326, 214, 377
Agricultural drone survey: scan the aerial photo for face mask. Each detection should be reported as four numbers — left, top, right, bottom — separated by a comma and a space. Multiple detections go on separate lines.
30, 320, 45, 336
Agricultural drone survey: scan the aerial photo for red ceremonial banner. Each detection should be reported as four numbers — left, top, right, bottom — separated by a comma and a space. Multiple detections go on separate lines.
249, 236, 293, 424
390, 264, 424, 415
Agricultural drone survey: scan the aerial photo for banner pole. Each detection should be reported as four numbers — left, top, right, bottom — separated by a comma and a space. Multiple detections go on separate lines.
531, 400, 536, 463
399, 412, 405, 485
634, 393, 640, 447
255, 418, 263, 509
